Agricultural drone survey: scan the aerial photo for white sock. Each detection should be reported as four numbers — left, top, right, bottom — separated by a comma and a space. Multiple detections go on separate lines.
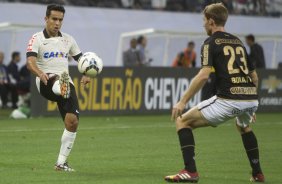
57, 129, 77, 165
52, 80, 61, 96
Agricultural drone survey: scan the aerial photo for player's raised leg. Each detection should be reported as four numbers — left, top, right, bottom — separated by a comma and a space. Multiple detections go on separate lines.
236, 118, 264, 182
165, 106, 210, 183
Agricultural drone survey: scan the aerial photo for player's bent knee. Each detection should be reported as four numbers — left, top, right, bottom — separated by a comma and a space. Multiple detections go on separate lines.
175, 117, 191, 130
236, 123, 252, 134
64, 113, 79, 131
65, 120, 78, 132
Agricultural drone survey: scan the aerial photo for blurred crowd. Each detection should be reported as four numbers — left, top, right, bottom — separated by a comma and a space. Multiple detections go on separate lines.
123, 36, 153, 67
0, 51, 30, 109
1, 0, 282, 17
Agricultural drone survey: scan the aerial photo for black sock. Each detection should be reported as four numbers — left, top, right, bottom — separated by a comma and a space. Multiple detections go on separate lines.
178, 128, 197, 172
241, 131, 262, 175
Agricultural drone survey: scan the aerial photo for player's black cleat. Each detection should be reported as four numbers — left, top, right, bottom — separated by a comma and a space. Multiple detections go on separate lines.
250, 173, 265, 182
165, 169, 199, 183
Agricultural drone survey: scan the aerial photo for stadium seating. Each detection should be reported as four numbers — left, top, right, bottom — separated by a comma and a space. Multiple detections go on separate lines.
1, 0, 281, 17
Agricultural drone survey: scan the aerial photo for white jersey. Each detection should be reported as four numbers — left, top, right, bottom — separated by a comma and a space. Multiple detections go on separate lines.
26, 29, 81, 81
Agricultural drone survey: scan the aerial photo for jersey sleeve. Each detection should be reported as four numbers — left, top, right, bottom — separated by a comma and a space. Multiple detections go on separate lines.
69, 36, 82, 58
201, 39, 214, 68
26, 34, 40, 57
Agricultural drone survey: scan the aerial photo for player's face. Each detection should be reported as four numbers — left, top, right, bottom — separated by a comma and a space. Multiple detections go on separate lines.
142, 37, 147, 47
0, 53, 3, 63
203, 16, 212, 36
245, 38, 252, 46
45, 10, 64, 36
130, 39, 137, 49
14, 55, 21, 63
188, 44, 195, 50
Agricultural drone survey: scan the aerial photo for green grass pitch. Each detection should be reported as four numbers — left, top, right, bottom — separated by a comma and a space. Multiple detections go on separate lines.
0, 113, 281, 184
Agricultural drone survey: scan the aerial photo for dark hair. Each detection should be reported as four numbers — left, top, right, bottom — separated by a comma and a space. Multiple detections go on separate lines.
130, 38, 137, 43
188, 41, 195, 46
246, 34, 255, 42
137, 35, 145, 44
11, 51, 20, 59
46, 4, 65, 17
203, 3, 228, 26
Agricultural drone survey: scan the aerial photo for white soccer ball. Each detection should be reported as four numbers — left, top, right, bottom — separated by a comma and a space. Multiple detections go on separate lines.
78, 52, 103, 77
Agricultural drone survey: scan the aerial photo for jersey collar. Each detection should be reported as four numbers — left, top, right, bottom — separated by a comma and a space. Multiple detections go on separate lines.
43, 29, 62, 39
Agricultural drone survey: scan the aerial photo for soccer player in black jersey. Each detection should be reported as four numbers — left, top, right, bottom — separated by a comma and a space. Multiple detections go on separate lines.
165, 3, 264, 183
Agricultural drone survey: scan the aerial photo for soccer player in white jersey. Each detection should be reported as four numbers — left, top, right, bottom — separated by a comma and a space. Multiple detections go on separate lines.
165, 3, 264, 183
26, 4, 90, 171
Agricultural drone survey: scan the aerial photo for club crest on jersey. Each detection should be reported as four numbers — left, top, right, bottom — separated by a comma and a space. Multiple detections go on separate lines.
43, 52, 68, 59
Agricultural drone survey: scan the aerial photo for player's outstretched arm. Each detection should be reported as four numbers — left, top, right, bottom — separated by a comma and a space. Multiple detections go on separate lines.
179, 67, 211, 104
171, 67, 211, 121
27, 56, 49, 85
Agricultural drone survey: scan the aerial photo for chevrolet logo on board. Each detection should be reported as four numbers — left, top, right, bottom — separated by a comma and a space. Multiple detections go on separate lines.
261, 75, 282, 94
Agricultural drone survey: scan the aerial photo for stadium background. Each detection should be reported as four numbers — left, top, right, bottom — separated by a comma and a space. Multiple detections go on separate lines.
1, 2, 282, 68
0, 1, 282, 184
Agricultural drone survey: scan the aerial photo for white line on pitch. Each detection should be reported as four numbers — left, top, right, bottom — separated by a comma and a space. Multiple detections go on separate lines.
0, 124, 174, 133
0, 121, 281, 133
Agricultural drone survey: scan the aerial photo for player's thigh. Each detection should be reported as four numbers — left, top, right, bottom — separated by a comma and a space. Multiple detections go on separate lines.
176, 106, 210, 130
57, 84, 80, 122
36, 75, 59, 102
197, 95, 239, 127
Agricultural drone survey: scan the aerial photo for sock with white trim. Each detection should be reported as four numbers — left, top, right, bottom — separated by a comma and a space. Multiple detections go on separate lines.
178, 128, 197, 172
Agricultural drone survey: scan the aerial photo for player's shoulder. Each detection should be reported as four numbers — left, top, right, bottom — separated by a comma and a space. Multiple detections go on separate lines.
61, 32, 75, 41
30, 31, 44, 40
203, 36, 213, 45
212, 31, 244, 46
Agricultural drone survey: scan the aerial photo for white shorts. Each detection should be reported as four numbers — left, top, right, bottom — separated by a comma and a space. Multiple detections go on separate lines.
197, 96, 258, 128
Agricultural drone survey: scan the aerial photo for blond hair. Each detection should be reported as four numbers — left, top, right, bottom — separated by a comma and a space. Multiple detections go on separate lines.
203, 3, 228, 26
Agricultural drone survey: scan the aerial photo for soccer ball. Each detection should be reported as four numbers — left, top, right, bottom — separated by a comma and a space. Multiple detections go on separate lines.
78, 52, 103, 77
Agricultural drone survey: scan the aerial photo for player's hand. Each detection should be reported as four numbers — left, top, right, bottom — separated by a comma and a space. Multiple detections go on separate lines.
171, 101, 186, 121
39, 72, 49, 85
80, 75, 91, 85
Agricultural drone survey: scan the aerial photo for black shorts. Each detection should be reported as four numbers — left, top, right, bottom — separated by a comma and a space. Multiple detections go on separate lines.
39, 77, 79, 120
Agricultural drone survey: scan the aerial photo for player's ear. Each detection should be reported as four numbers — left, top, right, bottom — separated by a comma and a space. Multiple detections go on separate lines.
209, 18, 215, 26
44, 16, 48, 22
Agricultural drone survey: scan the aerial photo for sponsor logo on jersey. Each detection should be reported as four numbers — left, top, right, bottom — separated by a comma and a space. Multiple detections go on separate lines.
43, 52, 68, 59
215, 38, 243, 45
230, 87, 257, 95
